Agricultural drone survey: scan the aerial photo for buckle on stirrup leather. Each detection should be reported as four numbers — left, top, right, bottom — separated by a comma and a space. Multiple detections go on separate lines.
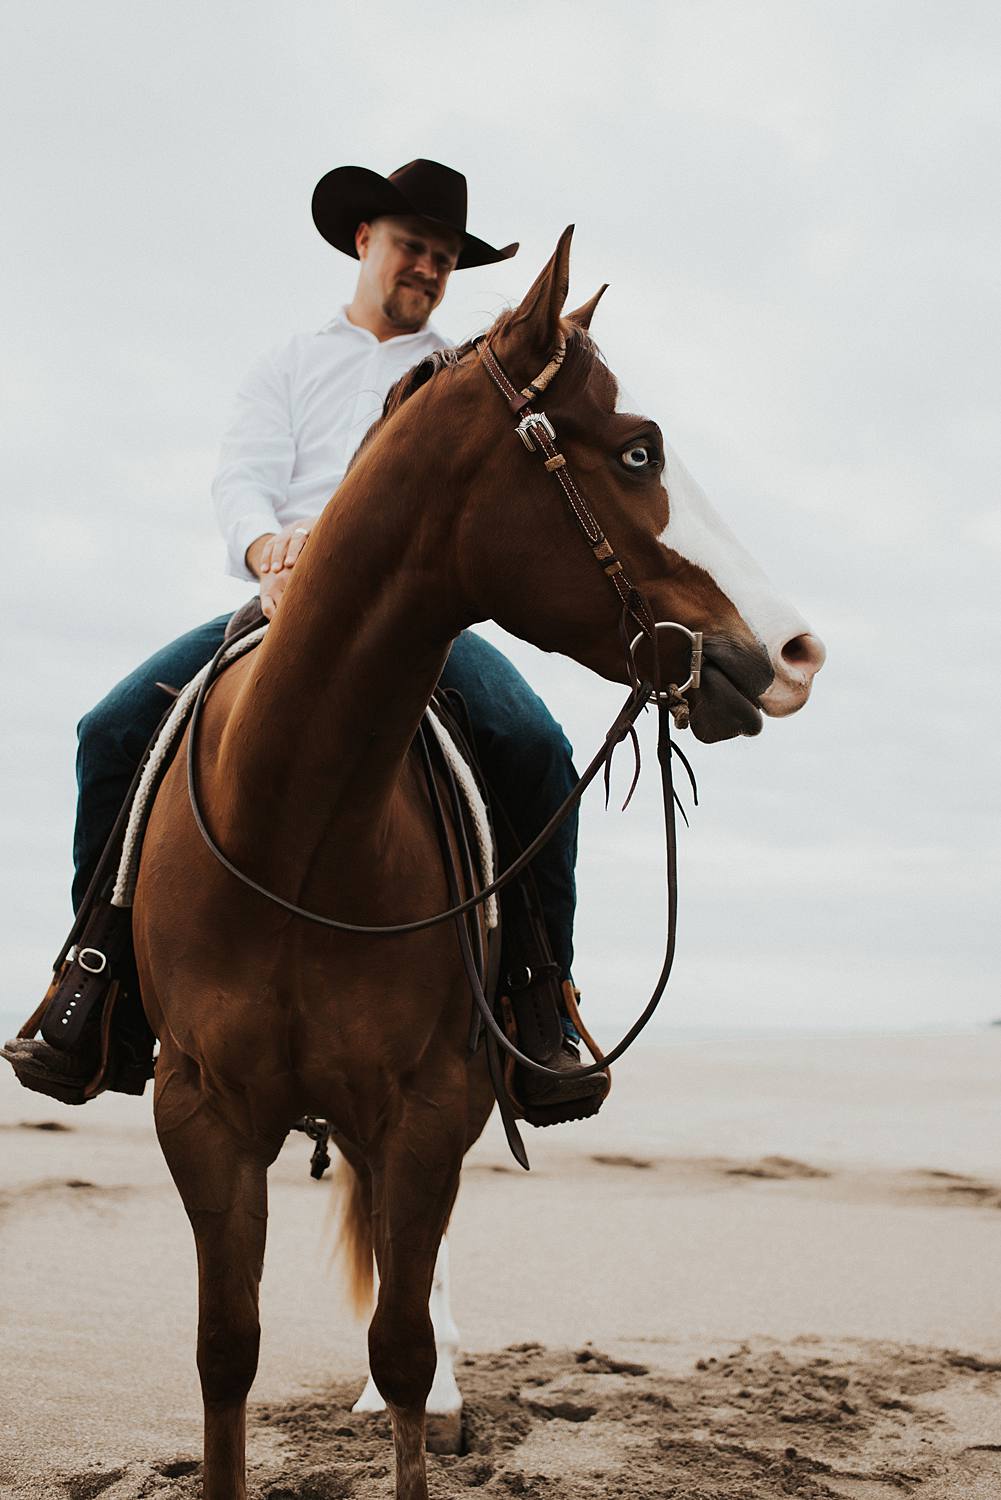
516, 411, 556, 451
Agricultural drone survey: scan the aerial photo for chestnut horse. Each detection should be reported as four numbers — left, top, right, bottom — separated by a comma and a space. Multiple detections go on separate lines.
134, 228, 824, 1500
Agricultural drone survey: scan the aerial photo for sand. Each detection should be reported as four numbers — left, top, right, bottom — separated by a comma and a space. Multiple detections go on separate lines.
1, 1030, 1000, 1498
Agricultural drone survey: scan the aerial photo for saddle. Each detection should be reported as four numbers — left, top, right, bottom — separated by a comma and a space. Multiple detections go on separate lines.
4, 602, 607, 1131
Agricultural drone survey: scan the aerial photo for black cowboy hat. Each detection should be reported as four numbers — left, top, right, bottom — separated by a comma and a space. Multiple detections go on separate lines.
311, 158, 518, 271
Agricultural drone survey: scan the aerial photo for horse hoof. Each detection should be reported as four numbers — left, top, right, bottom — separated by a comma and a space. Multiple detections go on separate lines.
425, 1408, 463, 1454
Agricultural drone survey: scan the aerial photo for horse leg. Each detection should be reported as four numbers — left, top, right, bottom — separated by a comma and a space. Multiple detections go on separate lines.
154, 1055, 271, 1500
353, 1235, 462, 1445
368, 1105, 464, 1500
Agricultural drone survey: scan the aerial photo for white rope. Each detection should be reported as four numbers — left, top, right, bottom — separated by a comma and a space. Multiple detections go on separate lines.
426, 708, 499, 929
113, 629, 498, 928
111, 627, 267, 906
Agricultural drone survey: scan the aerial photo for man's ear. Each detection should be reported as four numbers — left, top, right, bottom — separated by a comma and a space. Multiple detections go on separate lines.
567, 284, 608, 331
492, 225, 574, 382
355, 221, 372, 260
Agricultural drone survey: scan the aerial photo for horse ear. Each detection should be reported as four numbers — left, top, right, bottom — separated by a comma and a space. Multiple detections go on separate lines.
567, 283, 608, 331
495, 225, 574, 374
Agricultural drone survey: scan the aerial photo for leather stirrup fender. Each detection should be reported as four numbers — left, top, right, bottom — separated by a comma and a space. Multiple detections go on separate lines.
40, 901, 134, 1051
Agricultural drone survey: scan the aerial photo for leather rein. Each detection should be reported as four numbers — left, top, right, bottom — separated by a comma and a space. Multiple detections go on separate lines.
185, 332, 702, 1085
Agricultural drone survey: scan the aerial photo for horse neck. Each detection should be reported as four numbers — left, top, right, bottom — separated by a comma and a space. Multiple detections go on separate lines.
218, 412, 471, 830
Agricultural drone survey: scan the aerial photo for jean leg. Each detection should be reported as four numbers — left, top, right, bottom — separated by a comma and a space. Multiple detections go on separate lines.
439, 631, 578, 979
72, 613, 233, 911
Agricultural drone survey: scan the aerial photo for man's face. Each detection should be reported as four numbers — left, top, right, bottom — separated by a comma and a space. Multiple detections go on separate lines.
355, 215, 461, 331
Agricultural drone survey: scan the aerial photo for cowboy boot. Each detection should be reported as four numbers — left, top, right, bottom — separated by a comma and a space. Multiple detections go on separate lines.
1, 902, 153, 1105
505, 970, 610, 1127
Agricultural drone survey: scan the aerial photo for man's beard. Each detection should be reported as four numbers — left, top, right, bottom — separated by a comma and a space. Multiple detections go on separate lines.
382, 281, 435, 331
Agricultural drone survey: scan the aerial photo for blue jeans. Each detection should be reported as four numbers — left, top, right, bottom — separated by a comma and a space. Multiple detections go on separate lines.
73, 620, 579, 978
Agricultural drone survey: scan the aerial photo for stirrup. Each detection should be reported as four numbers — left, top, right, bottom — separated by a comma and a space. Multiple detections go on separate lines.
0, 1036, 97, 1107
502, 979, 611, 1128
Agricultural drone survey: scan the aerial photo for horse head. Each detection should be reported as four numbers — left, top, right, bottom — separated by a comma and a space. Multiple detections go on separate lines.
451, 226, 825, 743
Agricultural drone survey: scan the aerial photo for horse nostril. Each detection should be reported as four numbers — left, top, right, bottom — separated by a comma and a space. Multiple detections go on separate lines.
779, 632, 826, 679
782, 636, 811, 664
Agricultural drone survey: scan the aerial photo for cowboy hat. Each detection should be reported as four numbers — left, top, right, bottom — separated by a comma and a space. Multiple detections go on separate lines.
311, 158, 518, 270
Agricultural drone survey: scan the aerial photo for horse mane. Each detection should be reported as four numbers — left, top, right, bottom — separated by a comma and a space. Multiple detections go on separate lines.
347, 317, 597, 474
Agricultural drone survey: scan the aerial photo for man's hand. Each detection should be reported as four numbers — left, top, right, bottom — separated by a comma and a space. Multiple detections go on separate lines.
257, 520, 315, 575
245, 520, 316, 620
258, 566, 291, 620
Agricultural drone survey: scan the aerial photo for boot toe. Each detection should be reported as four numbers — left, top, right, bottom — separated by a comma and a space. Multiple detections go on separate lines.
518, 1041, 610, 1110
1, 1037, 95, 1082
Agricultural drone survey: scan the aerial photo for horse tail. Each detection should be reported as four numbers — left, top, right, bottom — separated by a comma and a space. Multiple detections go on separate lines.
333, 1155, 374, 1316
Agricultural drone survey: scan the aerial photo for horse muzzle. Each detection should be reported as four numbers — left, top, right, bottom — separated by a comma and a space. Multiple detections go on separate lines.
757, 631, 827, 717
687, 628, 826, 740
687, 635, 771, 743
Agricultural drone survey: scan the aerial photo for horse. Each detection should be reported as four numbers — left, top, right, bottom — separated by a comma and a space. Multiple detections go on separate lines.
133, 226, 825, 1500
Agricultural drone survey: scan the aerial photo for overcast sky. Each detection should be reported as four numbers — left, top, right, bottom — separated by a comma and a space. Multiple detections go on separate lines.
2, 0, 998, 1034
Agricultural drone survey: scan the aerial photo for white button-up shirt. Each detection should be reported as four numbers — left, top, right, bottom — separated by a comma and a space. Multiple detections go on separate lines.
212, 307, 450, 580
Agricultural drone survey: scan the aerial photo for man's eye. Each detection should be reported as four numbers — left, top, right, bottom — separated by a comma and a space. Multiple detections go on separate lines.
621, 445, 651, 470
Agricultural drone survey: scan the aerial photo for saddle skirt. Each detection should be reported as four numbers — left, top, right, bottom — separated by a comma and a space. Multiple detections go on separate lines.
111, 624, 498, 927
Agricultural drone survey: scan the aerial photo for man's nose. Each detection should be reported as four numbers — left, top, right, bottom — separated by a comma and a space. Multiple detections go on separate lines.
411, 248, 438, 280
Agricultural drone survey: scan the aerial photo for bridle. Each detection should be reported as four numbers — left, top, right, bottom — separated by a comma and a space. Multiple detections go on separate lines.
466, 333, 703, 730
185, 329, 703, 1107
480, 335, 659, 648
472, 332, 703, 718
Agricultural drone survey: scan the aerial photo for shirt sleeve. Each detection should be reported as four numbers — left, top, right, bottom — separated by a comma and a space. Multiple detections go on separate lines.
211, 345, 295, 580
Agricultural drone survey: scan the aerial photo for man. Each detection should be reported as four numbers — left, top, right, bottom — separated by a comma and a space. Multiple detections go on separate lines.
4, 159, 607, 1122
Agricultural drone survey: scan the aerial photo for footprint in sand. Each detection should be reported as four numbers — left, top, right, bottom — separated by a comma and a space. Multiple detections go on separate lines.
590, 1153, 654, 1170
725, 1155, 831, 1180
912, 1170, 1001, 1208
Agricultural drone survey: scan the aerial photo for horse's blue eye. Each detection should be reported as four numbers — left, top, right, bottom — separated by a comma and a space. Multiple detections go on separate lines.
622, 446, 649, 469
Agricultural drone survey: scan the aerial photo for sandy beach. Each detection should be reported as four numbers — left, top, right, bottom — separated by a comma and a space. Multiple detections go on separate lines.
2, 1029, 1000, 1499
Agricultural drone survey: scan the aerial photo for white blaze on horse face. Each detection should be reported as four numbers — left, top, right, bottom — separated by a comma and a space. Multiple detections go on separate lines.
612, 379, 823, 712
659, 446, 825, 715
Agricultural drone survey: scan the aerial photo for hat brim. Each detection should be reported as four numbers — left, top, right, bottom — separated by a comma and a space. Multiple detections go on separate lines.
311, 165, 518, 270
